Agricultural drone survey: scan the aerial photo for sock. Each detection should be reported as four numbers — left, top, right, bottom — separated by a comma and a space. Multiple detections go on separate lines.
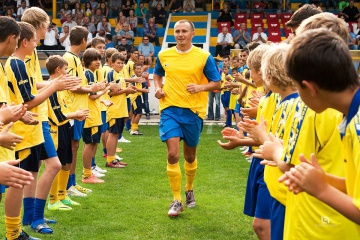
107, 155, 116, 164
59, 169, 70, 200
103, 148, 107, 154
5, 216, 21, 239
49, 173, 59, 204
91, 157, 96, 167
126, 119, 131, 130
83, 167, 92, 178
167, 162, 182, 202
131, 123, 138, 131
22, 197, 35, 225
72, 173, 77, 186
66, 173, 73, 190
226, 109, 232, 127
31, 198, 46, 227
184, 159, 198, 191
118, 133, 122, 140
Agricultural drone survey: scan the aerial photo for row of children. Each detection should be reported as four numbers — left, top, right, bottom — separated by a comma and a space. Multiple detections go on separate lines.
218, 8, 360, 240
0, 6, 150, 240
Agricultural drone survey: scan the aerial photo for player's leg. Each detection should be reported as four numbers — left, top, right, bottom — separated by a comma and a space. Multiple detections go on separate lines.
106, 118, 125, 168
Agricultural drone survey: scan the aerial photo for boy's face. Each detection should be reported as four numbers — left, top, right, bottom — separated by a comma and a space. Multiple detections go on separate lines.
223, 67, 229, 75
249, 67, 263, 87
112, 59, 124, 72
232, 69, 237, 76
131, 51, 139, 60
223, 58, 229, 65
232, 59, 239, 68
6, 35, 19, 57
93, 43, 105, 57
134, 66, 142, 76
293, 81, 325, 113
59, 65, 68, 75
138, 56, 145, 64
24, 36, 38, 55
88, 59, 101, 71
37, 23, 49, 41
239, 52, 248, 63
120, 51, 127, 58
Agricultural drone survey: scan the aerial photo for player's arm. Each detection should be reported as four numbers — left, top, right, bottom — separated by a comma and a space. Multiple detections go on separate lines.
153, 57, 165, 99
89, 85, 111, 100
65, 109, 89, 121
234, 72, 256, 88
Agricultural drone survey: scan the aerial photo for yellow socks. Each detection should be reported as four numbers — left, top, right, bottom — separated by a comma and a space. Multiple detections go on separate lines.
58, 169, 70, 201
83, 167, 92, 178
5, 216, 21, 239
167, 162, 182, 202
107, 155, 116, 164
49, 173, 59, 204
185, 159, 198, 191
131, 123, 138, 131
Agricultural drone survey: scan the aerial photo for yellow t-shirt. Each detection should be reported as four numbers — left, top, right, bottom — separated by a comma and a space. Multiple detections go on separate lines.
100, 64, 112, 112
25, 49, 48, 122
282, 103, 359, 239
84, 69, 102, 128
5, 56, 43, 151
154, 46, 221, 119
106, 69, 128, 122
220, 72, 231, 95
124, 59, 135, 80
61, 51, 88, 113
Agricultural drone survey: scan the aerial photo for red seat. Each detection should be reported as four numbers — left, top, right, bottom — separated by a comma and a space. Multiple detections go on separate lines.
234, 13, 247, 24
234, 22, 242, 30
268, 30, 282, 43
268, 22, 280, 31
217, 22, 232, 33
281, 13, 292, 25
266, 13, 279, 23
251, 12, 263, 23
251, 22, 264, 33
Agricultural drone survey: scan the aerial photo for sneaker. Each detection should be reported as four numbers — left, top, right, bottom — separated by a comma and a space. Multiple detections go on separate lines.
91, 169, 105, 178
168, 200, 184, 217
61, 196, 80, 206
93, 165, 107, 173
75, 184, 92, 194
118, 161, 127, 166
67, 186, 87, 197
146, 114, 150, 120
115, 154, 123, 161
239, 146, 249, 152
130, 130, 143, 135
118, 136, 131, 143
82, 174, 105, 184
6, 230, 41, 240
185, 190, 196, 208
105, 160, 126, 168
48, 200, 72, 211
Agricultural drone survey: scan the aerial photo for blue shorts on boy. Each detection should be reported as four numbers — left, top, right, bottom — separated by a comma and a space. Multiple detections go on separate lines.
270, 198, 285, 240
101, 111, 108, 133
221, 91, 230, 108
159, 107, 203, 147
72, 119, 85, 141
40, 122, 57, 159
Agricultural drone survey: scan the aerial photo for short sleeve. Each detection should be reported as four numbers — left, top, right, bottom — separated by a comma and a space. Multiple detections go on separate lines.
11, 59, 35, 103
154, 56, 165, 77
203, 55, 221, 82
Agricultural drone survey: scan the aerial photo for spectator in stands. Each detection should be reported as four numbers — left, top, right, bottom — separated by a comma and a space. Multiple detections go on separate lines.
135, 2, 148, 26
217, 2, 234, 26
183, 0, 195, 12
74, 11, 84, 25
118, 37, 132, 52
352, 17, 360, 37
252, 26, 267, 44
4, 8, 16, 19
122, 0, 135, 17
115, 11, 124, 24
341, 0, 360, 22
92, 8, 104, 26
233, 22, 250, 49
348, 25, 358, 49
105, 34, 116, 49
138, 36, 155, 67
72, 2, 83, 17
143, 17, 160, 46
62, 13, 77, 31
108, 0, 122, 18
59, 25, 71, 50
97, 16, 111, 37
216, 26, 233, 57
2, 0, 16, 14
168, 0, 182, 13
60, 2, 72, 23
89, 0, 98, 10
117, 22, 134, 45
195, 0, 207, 11
151, 0, 165, 14
83, 16, 97, 37
99, 2, 108, 17
64, 0, 78, 9
16, 0, 28, 7
43, 23, 59, 50
153, 3, 167, 28
84, 1, 93, 17
16, 0, 28, 21
127, 9, 138, 36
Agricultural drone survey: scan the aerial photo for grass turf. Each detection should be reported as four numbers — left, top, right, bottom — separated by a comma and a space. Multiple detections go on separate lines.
0, 125, 256, 239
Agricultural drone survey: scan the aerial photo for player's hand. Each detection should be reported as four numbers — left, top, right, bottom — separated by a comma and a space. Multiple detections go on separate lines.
101, 100, 113, 107
221, 127, 242, 138
90, 81, 107, 92
74, 109, 90, 121
217, 135, 243, 150
239, 116, 267, 143
0, 103, 27, 124
0, 123, 23, 150
240, 107, 257, 119
109, 83, 121, 92
20, 111, 39, 125
0, 160, 34, 188
186, 83, 203, 94
134, 77, 146, 83
155, 88, 165, 99
53, 74, 82, 91
256, 133, 283, 162
126, 86, 137, 94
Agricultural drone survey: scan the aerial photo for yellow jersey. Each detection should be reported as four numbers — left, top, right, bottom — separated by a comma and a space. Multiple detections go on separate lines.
84, 69, 102, 128
106, 69, 128, 122
100, 64, 112, 112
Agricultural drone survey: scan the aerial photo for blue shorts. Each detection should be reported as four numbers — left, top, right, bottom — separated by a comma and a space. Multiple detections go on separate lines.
0, 184, 8, 193
82, 126, 101, 144
101, 111, 108, 133
270, 198, 285, 240
159, 107, 203, 147
57, 122, 72, 166
243, 157, 271, 219
72, 120, 85, 141
40, 122, 57, 159
221, 91, 230, 108
127, 98, 131, 112
108, 118, 125, 134
234, 102, 240, 114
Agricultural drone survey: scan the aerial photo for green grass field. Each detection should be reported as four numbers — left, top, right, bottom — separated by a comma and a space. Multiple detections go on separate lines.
1, 125, 256, 240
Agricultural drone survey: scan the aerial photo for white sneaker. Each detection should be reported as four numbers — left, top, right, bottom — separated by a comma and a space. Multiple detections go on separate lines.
93, 165, 107, 174
115, 155, 123, 161
67, 186, 87, 197
118, 136, 131, 143
92, 169, 105, 178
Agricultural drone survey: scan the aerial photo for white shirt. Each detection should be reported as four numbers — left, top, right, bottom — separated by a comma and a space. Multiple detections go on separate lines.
44, 30, 58, 46
62, 21, 77, 31
252, 32, 268, 44
59, 32, 70, 50
17, 6, 28, 16
87, 32, 93, 45
217, 32, 233, 44
17, 0, 29, 7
